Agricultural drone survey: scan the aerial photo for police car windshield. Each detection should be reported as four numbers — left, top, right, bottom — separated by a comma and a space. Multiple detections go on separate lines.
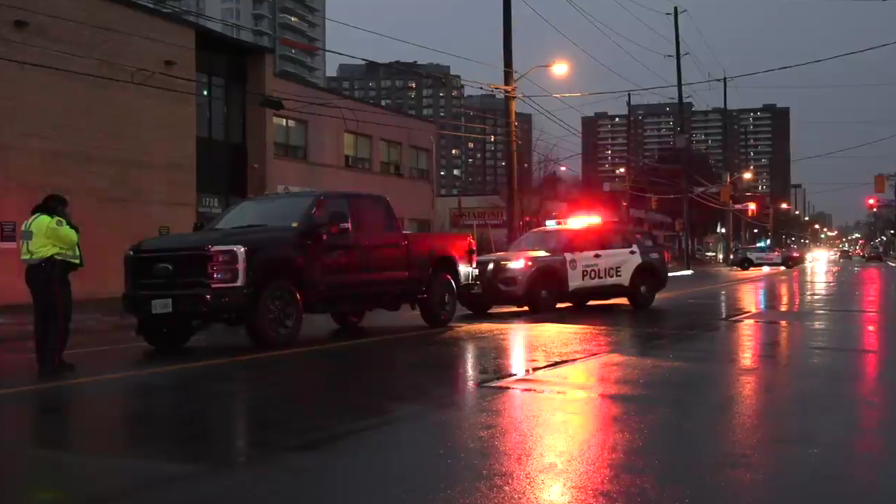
212, 196, 314, 229
508, 228, 570, 253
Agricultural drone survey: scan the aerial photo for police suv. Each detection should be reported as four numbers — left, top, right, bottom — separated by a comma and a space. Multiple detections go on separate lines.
729, 245, 800, 270
458, 217, 669, 315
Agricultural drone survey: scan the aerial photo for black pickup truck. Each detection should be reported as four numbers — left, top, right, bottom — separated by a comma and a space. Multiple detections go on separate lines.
123, 191, 476, 350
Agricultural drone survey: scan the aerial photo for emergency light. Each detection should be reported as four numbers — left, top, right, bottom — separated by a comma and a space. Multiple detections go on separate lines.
546, 216, 602, 228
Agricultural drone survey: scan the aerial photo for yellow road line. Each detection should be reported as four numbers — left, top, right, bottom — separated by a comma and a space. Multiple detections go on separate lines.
0, 328, 444, 396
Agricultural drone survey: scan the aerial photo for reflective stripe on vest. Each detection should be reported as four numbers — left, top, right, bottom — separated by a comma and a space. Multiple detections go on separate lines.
20, 215, 43, 262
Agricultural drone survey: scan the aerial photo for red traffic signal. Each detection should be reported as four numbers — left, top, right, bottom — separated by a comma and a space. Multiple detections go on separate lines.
868, 198, 876, 205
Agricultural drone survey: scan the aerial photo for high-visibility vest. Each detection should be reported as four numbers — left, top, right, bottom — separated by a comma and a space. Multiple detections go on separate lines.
19, 214, 81, 265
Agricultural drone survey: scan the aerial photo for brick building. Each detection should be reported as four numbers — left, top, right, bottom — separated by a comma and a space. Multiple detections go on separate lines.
0, 0, 435, 305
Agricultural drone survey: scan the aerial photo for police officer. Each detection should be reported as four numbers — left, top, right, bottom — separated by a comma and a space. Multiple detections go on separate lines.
19, 194, 82, 376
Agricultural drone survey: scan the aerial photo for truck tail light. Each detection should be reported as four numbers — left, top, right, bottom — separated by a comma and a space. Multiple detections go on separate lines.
467, 237, 477, 266
208, 246, 246, 287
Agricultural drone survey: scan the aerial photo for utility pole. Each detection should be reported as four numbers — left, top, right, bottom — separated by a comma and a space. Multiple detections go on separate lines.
673, 6, 691, 270
741, 125, 748, 245
625, 92, 633, 222
503, 0, 519, 245
722, 75, 733, 253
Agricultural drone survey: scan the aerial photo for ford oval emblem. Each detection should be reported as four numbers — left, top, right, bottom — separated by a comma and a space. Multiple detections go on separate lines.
152, 263, 174, 278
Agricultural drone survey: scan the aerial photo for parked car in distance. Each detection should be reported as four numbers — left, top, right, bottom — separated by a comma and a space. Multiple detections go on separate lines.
123, 191, 477, 350
865, 245, 884, 262
730, 246, 800, 270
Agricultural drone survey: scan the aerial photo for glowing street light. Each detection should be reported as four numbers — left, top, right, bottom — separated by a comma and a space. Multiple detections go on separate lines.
742, 171, 754, 180
814, 224, 821, 229
559, 165, 567, 171
549, 61, 570, 77
780, 203, 790, 209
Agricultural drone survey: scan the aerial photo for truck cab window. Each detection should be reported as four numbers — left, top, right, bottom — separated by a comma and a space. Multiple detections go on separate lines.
313, 197, 351, 228
351, 196, 399, 234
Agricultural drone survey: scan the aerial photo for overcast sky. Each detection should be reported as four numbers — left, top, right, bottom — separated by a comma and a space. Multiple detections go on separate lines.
326, 0, 896, 225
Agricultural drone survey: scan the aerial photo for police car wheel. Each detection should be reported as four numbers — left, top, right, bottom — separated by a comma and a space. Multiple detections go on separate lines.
527, 276, 559, 314
140, 319, 195, 351
627, 272, 656, 310
331, 310, 365, 329
247, 280, 304, 349
738, 259, 753, 271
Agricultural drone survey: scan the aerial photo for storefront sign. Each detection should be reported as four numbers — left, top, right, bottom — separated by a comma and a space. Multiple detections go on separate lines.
0, 221, 16, 249
450, 208, 506, 227
197, 194, 224, 215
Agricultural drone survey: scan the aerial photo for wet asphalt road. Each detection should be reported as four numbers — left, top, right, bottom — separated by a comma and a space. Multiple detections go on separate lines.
0, 260, 894, 504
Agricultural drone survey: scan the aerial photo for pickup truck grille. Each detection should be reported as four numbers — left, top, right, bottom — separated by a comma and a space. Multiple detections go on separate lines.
128, 252, 210, 291
477, 260, 492, 280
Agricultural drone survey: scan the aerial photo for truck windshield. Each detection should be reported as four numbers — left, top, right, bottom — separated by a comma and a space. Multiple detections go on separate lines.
509, 229, 570, 253
212, 196, 314, 229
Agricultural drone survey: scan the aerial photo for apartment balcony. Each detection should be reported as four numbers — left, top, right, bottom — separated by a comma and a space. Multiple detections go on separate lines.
251, 1, 272, 18
279, 14, 311, 33
278, 47, 316, 68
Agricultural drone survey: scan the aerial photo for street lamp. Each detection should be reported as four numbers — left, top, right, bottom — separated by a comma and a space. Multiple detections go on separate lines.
742, 171, 754, 180
815, 224, 820, 229
491, 60, 571, 243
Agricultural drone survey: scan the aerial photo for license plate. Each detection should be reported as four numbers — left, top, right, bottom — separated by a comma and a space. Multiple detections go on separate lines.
151, 298, 173, 314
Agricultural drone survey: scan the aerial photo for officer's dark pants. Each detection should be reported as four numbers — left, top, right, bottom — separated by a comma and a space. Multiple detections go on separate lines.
25, 260, 72, 368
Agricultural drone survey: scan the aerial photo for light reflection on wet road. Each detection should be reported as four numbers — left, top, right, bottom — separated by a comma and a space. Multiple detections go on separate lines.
1, 261, 895, 503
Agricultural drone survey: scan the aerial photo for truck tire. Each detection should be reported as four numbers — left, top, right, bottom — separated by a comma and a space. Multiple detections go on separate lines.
783, 258, 796, 269
246, 279, 304, 348
139, 319, 195, 352
463, 300, 493, 316
738, 259, 753, 271
420, 272, 458, 328
331, 310, 365, 329
527, 273, 559, 314
627, 270, 657, 310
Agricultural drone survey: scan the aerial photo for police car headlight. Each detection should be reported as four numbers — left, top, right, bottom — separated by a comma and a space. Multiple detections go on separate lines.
504, 259, 529, 269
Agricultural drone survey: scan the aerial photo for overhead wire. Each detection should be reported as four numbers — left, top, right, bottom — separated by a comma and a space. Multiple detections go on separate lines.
523, 37, 896, 97
792, 131, 896, 162
564, 0, 675, 89
518, 0, 654, 92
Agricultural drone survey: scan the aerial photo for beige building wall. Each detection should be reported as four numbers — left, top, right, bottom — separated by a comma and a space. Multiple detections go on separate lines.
0, 0, 196, 305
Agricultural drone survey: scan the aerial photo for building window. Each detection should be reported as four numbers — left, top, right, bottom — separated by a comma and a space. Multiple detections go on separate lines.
344, 132, 372, 169
341, 81, 350, 90
380, 139, 402, 175
410, 147, 430, 179
423, 89, 433, 97
273, 117, 306, 159
381, 79, 391, 87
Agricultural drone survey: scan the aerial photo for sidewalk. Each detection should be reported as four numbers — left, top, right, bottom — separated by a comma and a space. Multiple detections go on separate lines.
0, 298, 133, 341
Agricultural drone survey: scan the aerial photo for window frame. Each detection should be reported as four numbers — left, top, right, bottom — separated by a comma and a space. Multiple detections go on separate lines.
379, 139, 402, 175
409, 146, 430, 180
344, 132, 372, 170
273, 116, 307, 160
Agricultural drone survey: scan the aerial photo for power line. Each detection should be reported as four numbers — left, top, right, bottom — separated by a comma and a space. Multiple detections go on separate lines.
524, 37, 896, 97
612, 0, 674, 44
567, 0, 669, 57
565, 0, 675, 90
622, 0, 669, 15
519, 0, 651, 91
684, 10, 727, 76
793, 131, 896, 162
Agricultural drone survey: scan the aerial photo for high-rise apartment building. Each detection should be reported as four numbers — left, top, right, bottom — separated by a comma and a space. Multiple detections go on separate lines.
462, 94, 533, 196
133, 0, 326, 84
582, 102, 790, 204
329, 63, 528, 197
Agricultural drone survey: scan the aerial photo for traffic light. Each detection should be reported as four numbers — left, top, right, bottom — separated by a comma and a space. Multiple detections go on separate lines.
874, 174, 886, 194
720, 184, 732, 203
868, 197, 878, 212
650, 197, 658, 210
747, 202, 757, 216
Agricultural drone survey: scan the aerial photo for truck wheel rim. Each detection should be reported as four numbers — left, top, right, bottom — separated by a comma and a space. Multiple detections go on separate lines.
268, 290, 296, 331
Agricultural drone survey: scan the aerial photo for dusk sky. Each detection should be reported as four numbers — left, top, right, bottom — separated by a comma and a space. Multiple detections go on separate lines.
326, 0, 896, 225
